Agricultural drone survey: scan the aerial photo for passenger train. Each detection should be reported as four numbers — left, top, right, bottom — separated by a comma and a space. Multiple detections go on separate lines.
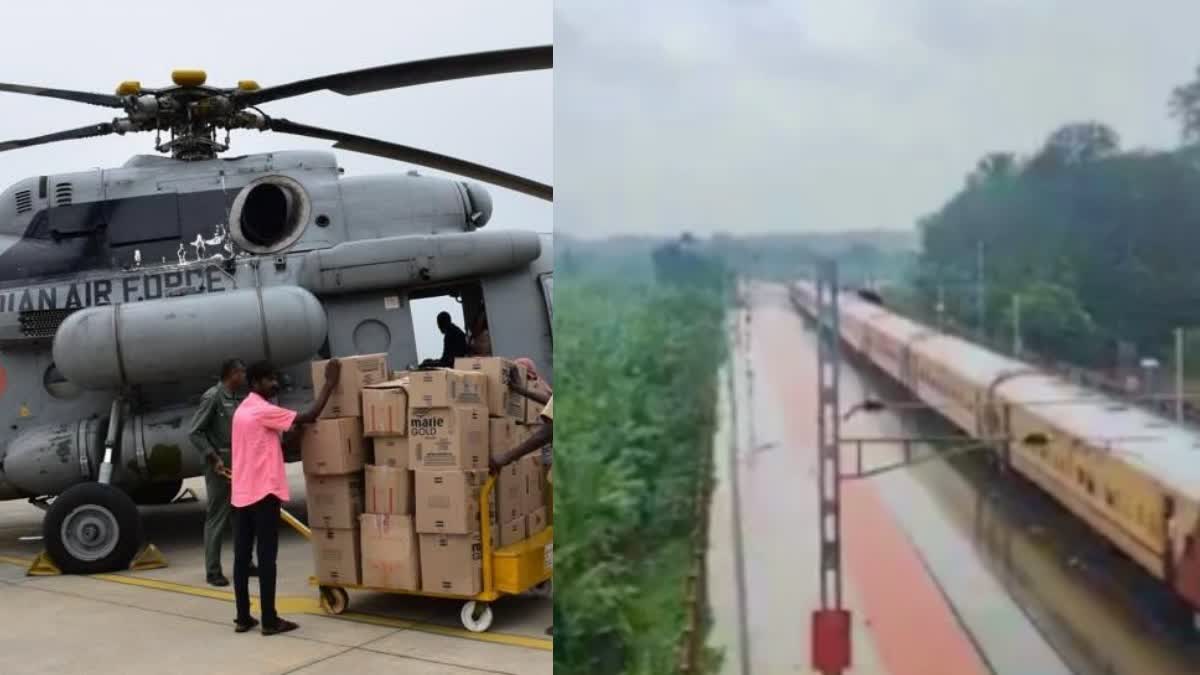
791, 282, 1200, 617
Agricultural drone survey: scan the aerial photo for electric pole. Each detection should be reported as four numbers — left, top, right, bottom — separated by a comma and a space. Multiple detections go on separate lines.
1012, 294, 1022, 356
1176, 327, 1185, 423
976, 241, 986, 339
936, 284, 946, 331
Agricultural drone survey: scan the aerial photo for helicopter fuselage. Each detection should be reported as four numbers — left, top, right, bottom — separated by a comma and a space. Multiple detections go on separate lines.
0, 149, 552, 503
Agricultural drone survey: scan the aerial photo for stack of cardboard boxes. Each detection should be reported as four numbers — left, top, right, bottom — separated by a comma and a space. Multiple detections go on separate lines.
455, 358, 550, 547
360, 373, 419, 590
303, 353, 389, 587
302, 353, 550, 596
519, 370, 553, 528
408, 367, 493, 595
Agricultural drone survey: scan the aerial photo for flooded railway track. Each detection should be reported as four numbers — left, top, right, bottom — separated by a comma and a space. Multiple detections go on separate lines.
851, 356, 1200, 675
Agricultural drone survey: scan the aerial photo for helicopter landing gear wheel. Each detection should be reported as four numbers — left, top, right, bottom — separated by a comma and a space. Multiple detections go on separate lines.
43, 482, 143, 574
460, 601, 494, 632
319, 586, 349, 615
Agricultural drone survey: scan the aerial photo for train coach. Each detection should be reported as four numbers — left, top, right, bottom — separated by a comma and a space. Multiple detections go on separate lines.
791, 281, 1200, 618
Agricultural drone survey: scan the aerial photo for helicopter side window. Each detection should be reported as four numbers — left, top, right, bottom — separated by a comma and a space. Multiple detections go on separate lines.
106, 193, 182, 247
42, 203, 106, 240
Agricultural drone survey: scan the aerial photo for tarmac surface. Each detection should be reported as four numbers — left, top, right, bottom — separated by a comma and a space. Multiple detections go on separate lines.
706, 282, 1073, 675
0, 463, 552, 675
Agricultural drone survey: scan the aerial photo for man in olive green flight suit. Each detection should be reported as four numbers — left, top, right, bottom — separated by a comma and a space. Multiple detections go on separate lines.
188, 359, 256, 586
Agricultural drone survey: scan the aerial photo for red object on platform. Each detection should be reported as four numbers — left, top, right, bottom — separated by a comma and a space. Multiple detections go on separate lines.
811, 609, 852, 674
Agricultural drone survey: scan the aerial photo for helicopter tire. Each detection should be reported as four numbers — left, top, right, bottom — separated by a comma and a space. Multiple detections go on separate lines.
43, 482, 144, 574
127, 479, 184, 506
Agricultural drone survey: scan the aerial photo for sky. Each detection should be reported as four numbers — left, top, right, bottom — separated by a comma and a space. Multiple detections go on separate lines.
0, 1, 551, 360
555, 0, 1200, 237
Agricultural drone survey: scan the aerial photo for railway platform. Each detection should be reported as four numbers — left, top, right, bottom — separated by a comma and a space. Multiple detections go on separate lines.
706, 281, 1071, 675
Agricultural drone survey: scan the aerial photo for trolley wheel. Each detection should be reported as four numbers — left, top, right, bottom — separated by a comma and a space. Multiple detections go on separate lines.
529, 581, 552, 598
319, 586, 349, 615
460, 601, 494, 632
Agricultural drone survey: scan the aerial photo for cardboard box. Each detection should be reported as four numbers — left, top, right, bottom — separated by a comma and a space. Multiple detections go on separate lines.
527, 507, 547, 537
312, 527, 361, 585
523, 378, 552, 424
409, 406, 488, 470
499, 516, 527, 547
496, 462, 525, 523
372, 436, 409, 469
305, 473, 364, 529
301, 417, 367, 475
406, 369, 487, 409
419, 532, 482, 595
312, 354, 390, 419
414, 469, 494, 534
365, 464, 413, 515
520, 454, 545, 515
360, 514, 419, 591
488, 417, 517, 463
362, 382, 408, 437
454, 357, 526, 418
514, 422, 537, 445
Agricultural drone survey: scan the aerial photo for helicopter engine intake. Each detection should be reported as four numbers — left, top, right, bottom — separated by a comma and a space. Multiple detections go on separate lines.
228, 175, 312, 253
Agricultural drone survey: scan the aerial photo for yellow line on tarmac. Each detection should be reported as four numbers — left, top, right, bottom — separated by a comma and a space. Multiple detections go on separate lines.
0, 554, 552, 651
331, 610, 552, 650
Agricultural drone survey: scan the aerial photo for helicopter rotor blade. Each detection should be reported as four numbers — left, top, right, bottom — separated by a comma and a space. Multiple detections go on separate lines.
236, 45, 551, 106
268, 118, 552, 202
0, 83, 124, 108
0, 122, 116, 153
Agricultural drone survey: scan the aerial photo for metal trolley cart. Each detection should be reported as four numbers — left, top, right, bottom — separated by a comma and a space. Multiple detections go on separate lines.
292, 475, 553, 632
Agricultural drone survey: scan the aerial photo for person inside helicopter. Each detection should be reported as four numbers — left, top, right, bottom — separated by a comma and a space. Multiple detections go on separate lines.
469, 311, 493, 356
420, 311, 470, 368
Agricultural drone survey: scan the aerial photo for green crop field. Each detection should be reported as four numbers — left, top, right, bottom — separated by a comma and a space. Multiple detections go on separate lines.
552, 262, 727, 674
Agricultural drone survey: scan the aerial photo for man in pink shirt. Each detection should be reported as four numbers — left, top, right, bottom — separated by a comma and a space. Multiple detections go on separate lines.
230, 359, 341, 635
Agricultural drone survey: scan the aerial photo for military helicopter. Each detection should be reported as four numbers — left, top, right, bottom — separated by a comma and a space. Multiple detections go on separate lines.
0, 46, 553, 573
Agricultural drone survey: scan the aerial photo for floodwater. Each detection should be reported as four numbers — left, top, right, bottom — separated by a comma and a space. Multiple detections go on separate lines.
707, 281, 1200, 675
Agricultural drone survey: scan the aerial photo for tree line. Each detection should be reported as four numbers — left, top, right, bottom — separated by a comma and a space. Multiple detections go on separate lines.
910, 66, 1200, 372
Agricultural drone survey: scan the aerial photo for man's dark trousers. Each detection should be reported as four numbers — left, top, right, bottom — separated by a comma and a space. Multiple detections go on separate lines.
233, 495, 280, 626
